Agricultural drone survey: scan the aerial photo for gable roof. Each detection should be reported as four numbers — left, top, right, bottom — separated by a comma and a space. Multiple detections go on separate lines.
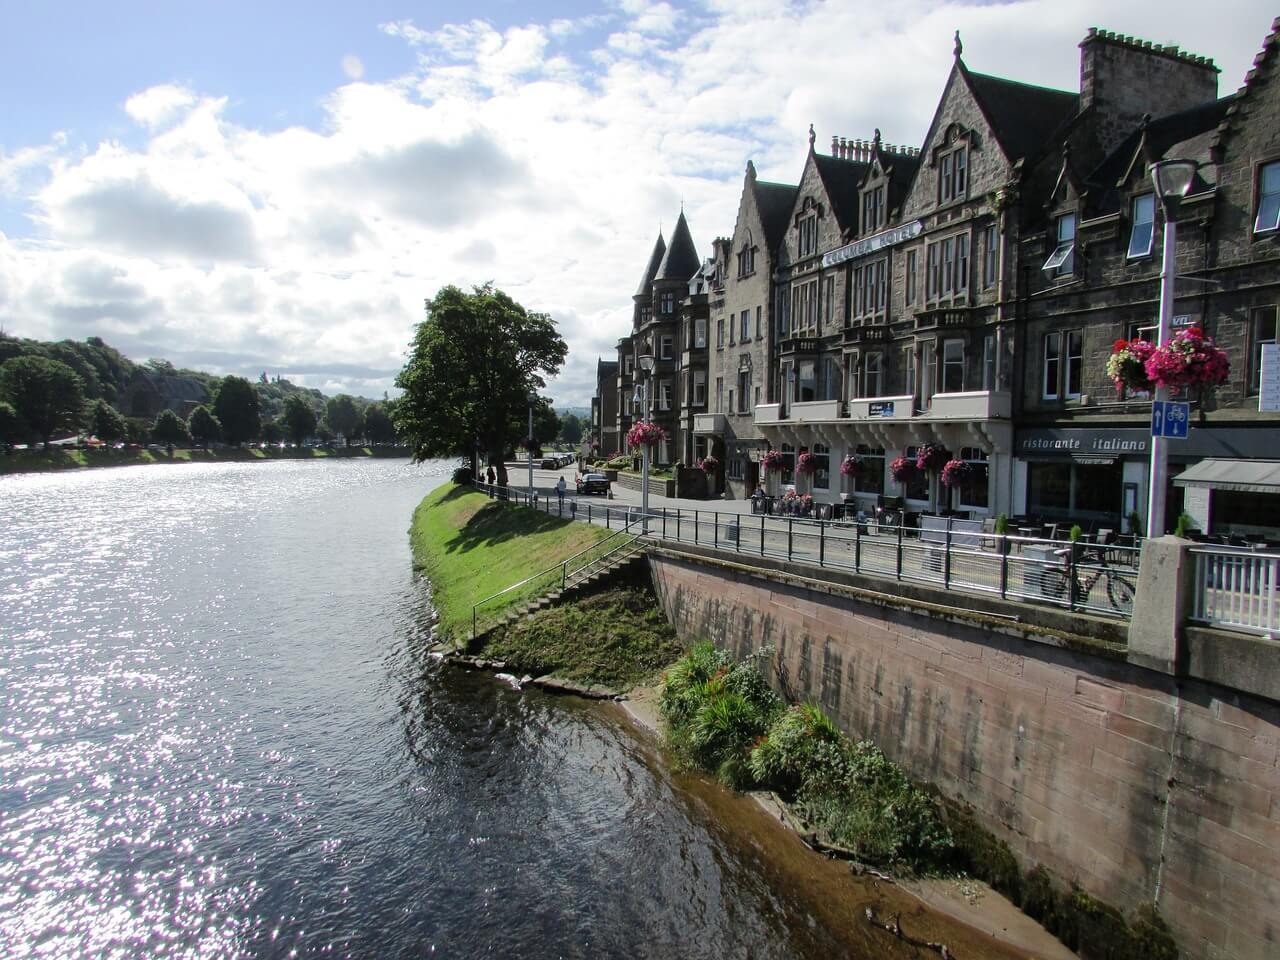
963, 66, 1079, 162
812, 152, 870, 233
1212, 15, 1280, 154
655, 210, 701, 282
635, 232, 666, 296
754, 178, 797, 252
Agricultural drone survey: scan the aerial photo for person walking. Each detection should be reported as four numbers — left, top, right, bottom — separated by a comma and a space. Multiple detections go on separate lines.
555, 475, 566, 510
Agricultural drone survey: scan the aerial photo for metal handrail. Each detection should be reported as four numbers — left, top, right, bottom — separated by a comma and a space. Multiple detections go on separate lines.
470, 517, 648, 639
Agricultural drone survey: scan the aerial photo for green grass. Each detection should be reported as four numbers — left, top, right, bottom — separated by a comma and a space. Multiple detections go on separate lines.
0, 445, 401, 475
410, 482, 613, 641
477, 582, 683, 689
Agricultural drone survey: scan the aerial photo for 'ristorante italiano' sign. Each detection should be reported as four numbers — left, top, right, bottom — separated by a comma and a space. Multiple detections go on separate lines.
822, 221, 924, 269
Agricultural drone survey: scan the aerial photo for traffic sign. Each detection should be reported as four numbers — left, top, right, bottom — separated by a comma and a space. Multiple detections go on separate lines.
1151, 400, 1189, 439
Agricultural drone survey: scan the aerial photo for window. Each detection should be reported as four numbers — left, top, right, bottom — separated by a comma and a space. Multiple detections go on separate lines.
1250, 306, 1278, 394
624, 355, 634, 375
693, 370, 707, 405
863, 352, 883, 397
982, 224, 998, 288
811, 444, 831, 490
1256, 162, 1280, 234
755, 306, 762, 338
1028, 461, 1123, 523
982, 334, 996, 390
740, 310, 750, 342
727, 455, 744, 481
716, 318, 724, 348
1043, 332, 1061, 399
822, 357, 840, 401
659, 335, 673, 359
780, 443, 796, 485
658, 379, 672, 410
956, 447, 989, 509
854, 259, 887, 318
823, 276, 835, 326
942, 338, 964, 393
694, 317, 707, 348
921, 342, 936, 406
798, 216, 818, 258
660, 292, 675, 314
906, 249, 918, 306
640, 306, 651, 325
715, 377, 723, 413
791, 279, 819, 332
938, 147, 968, 204
797, 362, 817, 402
926, 234, 968, 300
1043, 214, 1076, 276
902, 345, 915, 397
902, 446, 929, 501
728, 315, 735, 345
862, 186, 885, 232
776, 287, 790, 339
853, 445, 885, 496
1065, 329, 1083, 399
926, 243, 940, 299
737, 245, 756, 277
1128, 194, 1155, 258
737, 370, 751, 413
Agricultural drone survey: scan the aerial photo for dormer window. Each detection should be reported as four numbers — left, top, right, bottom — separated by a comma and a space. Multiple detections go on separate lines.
798, 215, 818, 258
1255, 161, 1280, 234
1127, 195, 1155, 258
938, 147, 968, 205
1043, 214, 1076, 277
862, 186, 885, 233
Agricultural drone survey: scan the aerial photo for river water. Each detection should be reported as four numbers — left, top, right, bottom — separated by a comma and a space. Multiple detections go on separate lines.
1, 458, 932, 960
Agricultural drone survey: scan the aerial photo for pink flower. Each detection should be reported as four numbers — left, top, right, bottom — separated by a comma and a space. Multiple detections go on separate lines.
626, 421, 668, 449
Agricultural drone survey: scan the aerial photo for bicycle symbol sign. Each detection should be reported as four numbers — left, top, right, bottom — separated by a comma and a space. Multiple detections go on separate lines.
1151, 400, 1190, 439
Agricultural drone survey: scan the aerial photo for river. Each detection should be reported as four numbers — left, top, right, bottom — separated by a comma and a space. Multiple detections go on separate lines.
0, 458, 945, 960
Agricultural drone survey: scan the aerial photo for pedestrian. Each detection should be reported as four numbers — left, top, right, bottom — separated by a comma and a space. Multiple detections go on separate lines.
556, 475, 566, 508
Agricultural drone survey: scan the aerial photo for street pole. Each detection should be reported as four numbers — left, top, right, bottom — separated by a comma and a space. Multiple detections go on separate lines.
527, 394, 535, 501
641, 376, 650, 533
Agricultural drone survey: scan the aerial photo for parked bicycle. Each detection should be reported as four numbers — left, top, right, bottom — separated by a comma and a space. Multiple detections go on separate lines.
1043, 544, 1137, 611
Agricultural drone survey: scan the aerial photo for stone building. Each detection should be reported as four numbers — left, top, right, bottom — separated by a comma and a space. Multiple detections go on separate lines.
590, 359, 618, 457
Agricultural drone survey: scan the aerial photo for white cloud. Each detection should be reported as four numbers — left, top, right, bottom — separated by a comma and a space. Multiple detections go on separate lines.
341, 54, 365, 80
2, 1, 1275, 405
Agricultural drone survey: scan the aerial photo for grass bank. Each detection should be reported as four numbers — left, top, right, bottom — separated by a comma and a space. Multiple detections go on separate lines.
410, 482, 613, 641
0, 445, 406, 475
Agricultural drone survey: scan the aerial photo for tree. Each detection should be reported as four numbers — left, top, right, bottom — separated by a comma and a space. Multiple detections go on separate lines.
213, 376, 260, 444
151, 409, 190, 446
395, 284, 567, 482
187, 405, 222, 448
0, 400, 26, 450
559, 412, 583, 445
261, 419, 285, 444
282, 395, 317, 446
325, 394, 361, 446
90, 399, 128, 444
0, 356, 85, 446
530, 397, 559, 447
362, 403, 395, 444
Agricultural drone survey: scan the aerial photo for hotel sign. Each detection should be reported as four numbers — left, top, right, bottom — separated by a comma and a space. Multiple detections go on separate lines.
868, 401, 896, 418
822, 220, 924, 269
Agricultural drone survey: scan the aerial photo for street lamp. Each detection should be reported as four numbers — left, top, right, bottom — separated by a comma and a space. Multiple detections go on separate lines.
527, 389, 538, 503
637, 354, 656, 530
1146, 157, 1197, 539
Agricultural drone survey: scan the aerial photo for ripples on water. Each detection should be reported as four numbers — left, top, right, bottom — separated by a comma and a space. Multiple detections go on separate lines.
0, 459, 863, 959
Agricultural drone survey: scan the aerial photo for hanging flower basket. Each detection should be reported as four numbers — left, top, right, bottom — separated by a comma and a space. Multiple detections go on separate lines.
796, 451, 818, 475
1145, 327, 1231, 390
940, 458, 971, 488
840, 455, 863, 478
915, 442, 950, 473
762, 450, 785, 472
626, 421, 668, 449
698, 455, 718, 474
1106, 338, 1156, 393
890, 456, 916, 483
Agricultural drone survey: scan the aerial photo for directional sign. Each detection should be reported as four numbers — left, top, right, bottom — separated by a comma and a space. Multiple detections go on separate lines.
1260, 342, 1280, 413
1151, 400, 1190, 439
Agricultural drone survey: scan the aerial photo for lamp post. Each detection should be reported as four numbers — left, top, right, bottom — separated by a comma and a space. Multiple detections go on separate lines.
527, 389, 537, 503
1146, 158, 1197, 539
637, 354, 656, 530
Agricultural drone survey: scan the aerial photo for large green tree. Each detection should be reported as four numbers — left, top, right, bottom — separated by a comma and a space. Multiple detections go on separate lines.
282, 395, 317, 446
0, 356, 86, 446
90, 399, 128, 444
361, 403, 395, 444
187, 405, 222, 448
325, 394, 361, 446
395, 284, 567, 481
0, 400, 26, 450
213, 376, 260, 444
559, 412, 583, 445
151, 409, 190, 446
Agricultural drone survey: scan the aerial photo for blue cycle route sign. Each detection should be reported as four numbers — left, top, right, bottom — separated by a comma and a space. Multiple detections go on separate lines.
1150, 400, 1190, 439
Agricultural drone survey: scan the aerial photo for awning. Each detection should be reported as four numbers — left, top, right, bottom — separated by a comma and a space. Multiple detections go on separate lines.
1173, 459, 1280, 494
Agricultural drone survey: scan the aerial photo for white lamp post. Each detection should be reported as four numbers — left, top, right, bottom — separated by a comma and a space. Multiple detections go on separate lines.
527, 390, 537, 503
637, 354, 656, 530
1146, 158, 1197, 539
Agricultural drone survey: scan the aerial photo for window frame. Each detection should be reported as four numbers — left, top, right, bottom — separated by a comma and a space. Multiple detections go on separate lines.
1127, 194, 1156, 259
906, 249, 918, 306
982, 224, 998, 289
941, 338, 964, 393
798, 215, 818, 258
1043, 213, 1076, 277
937, 146, 968, 205
659, 335, 674, 360
693, 369, 707, 406
1249, 305, 1278, 395
1043, 331, 1061, 400
863, 351, 883, 398
659, 292, 675, 315
1254, 160, 1280, 235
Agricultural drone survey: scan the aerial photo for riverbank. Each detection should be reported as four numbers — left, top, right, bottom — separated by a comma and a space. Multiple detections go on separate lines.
0, 444, 409, 475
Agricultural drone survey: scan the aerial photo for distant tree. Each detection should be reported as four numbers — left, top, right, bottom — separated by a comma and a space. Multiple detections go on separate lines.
146, 358, 177, 376
0, 356, 86, 446
0, 400, 26, 450
282, 395, 317, 445
213, 376, 260, 444
530, 397, 559, 446
324, 394, 361, 446
261, 419, 285, 444
187, 405, 222, 448
362, 403, 395, 444
125, 417, 150, 445
151, 409, 190, 446
315, 422, 335, 445
559, 412, 583, 445
90, 399, 128, 444
395, 283, 566, 482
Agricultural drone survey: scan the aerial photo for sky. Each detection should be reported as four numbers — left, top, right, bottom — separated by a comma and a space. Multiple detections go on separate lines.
0, 1, 1274, 406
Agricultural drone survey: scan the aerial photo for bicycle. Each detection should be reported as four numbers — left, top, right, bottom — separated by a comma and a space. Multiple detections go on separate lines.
1042, 543, 1137, 611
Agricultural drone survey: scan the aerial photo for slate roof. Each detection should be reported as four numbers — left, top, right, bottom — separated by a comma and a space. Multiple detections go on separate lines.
655, 211, 701, 282
965, 68, 1079, 162
754, 179, 798, 252
635, 232, 666, 296
813, 153, 871, 233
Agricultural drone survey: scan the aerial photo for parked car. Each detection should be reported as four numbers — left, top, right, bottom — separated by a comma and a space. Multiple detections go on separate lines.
541, 457, 559, 469
576, 473, 610, 495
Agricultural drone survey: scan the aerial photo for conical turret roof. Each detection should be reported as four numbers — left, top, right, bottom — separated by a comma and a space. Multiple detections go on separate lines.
655, 211, 700, 282
635, 232, 666, 296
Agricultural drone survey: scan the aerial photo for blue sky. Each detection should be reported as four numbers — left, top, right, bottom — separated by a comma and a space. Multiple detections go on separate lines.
0, 1, 1275, 404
